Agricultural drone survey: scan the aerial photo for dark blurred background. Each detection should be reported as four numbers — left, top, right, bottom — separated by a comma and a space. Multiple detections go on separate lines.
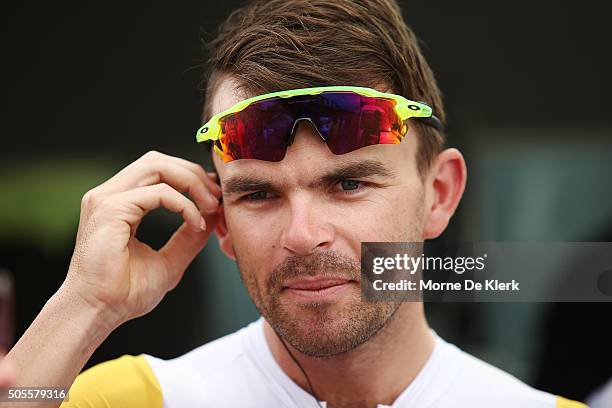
1, 0, 611, 404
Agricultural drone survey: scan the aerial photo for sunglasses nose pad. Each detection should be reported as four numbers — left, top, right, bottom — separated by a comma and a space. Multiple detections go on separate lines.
288, 117, 326, 146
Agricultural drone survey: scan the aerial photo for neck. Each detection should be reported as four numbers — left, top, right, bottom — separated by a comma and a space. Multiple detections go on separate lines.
263, 303, 434, 408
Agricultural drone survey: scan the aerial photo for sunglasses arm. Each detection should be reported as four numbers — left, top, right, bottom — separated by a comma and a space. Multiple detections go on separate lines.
416, 115, 443, 132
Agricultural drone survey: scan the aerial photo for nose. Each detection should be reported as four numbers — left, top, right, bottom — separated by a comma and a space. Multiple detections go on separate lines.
279, 195, 334, 256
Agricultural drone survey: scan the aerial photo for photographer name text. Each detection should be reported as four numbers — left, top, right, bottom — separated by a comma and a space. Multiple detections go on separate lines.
372, 279, 520, 292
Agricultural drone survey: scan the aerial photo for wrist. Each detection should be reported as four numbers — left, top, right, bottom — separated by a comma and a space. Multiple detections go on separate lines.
5, 281, 120, 389
51, 283, 120, 347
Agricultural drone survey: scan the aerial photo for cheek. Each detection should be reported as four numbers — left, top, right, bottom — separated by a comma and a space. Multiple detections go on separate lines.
224, 207, 281, 266
394, 183, 426, 239
336, 184, 425, 246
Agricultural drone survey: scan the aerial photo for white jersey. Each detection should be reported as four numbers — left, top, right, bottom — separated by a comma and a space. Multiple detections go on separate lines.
137, 317, 578, 408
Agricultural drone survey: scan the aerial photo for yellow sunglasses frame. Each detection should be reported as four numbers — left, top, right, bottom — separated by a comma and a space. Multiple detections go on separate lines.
195, 85, 440, 160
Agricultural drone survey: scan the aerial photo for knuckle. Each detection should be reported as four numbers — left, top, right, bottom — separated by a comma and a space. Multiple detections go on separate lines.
81, 189, 100, 209
157, 182, 172, 193
142, 150, 162, 161
192, 163, 206, 176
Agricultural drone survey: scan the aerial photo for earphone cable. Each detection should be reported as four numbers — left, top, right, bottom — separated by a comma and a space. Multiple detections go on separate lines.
276, 330, 325, 408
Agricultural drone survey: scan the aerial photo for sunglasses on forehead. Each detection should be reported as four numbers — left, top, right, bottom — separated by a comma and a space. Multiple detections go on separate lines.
195, 85, 442, 163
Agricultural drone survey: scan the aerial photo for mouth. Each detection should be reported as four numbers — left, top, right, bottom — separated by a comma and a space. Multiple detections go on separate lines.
282, 277, 355, 301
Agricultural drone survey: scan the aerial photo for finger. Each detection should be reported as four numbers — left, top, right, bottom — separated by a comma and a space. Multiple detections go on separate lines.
104, 183, 205, 233
164, 155, 222, 198
159, 213, 219, 287
97, 153, 219, 213
137, 151, 222, 198
129, 187, 220, 238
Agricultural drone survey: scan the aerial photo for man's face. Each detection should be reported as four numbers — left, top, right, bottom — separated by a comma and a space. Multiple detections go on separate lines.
210, 77, 427, 357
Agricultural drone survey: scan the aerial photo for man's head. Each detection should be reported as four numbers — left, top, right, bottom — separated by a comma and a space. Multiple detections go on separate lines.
200, 0, 466, 357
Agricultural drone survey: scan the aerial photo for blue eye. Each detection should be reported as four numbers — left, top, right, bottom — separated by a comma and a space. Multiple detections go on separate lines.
340, 180, 360, 191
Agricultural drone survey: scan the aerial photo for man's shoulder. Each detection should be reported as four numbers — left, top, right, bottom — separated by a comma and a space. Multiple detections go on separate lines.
144, 319, 258, 381
62, 354, 163, 408
64, 319, 264, 408
431, 336, 588, 408
142, 318, 276, 407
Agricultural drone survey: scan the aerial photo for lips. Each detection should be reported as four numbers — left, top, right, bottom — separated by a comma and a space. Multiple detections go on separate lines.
284, 278, 349, 290
282, 277, 354, 301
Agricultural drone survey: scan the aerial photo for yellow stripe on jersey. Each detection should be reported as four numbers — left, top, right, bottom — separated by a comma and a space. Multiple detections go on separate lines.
556, 396, 589, 408
60, 355, 162, 408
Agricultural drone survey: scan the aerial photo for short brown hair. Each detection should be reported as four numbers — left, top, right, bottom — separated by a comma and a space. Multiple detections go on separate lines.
201, 0, 445, 175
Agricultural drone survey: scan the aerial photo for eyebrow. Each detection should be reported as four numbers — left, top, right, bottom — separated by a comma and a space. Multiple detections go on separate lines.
222, 160, 396, 195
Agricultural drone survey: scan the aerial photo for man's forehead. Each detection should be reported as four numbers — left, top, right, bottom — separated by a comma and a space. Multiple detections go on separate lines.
209, 76, 249, 117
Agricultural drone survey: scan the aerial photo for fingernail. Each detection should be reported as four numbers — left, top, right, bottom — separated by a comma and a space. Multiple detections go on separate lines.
207, 172, 218, 179
199, 216, 206, 231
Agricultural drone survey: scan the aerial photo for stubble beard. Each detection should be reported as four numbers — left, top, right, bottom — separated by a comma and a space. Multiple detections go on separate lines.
234, 191, 425, 357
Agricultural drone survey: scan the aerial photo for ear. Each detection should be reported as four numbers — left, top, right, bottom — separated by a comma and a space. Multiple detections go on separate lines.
215, 204, 236, 260
423, 148, 467, 239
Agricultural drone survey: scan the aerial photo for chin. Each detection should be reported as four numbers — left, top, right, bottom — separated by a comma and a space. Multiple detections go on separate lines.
272, 299, 372, 357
